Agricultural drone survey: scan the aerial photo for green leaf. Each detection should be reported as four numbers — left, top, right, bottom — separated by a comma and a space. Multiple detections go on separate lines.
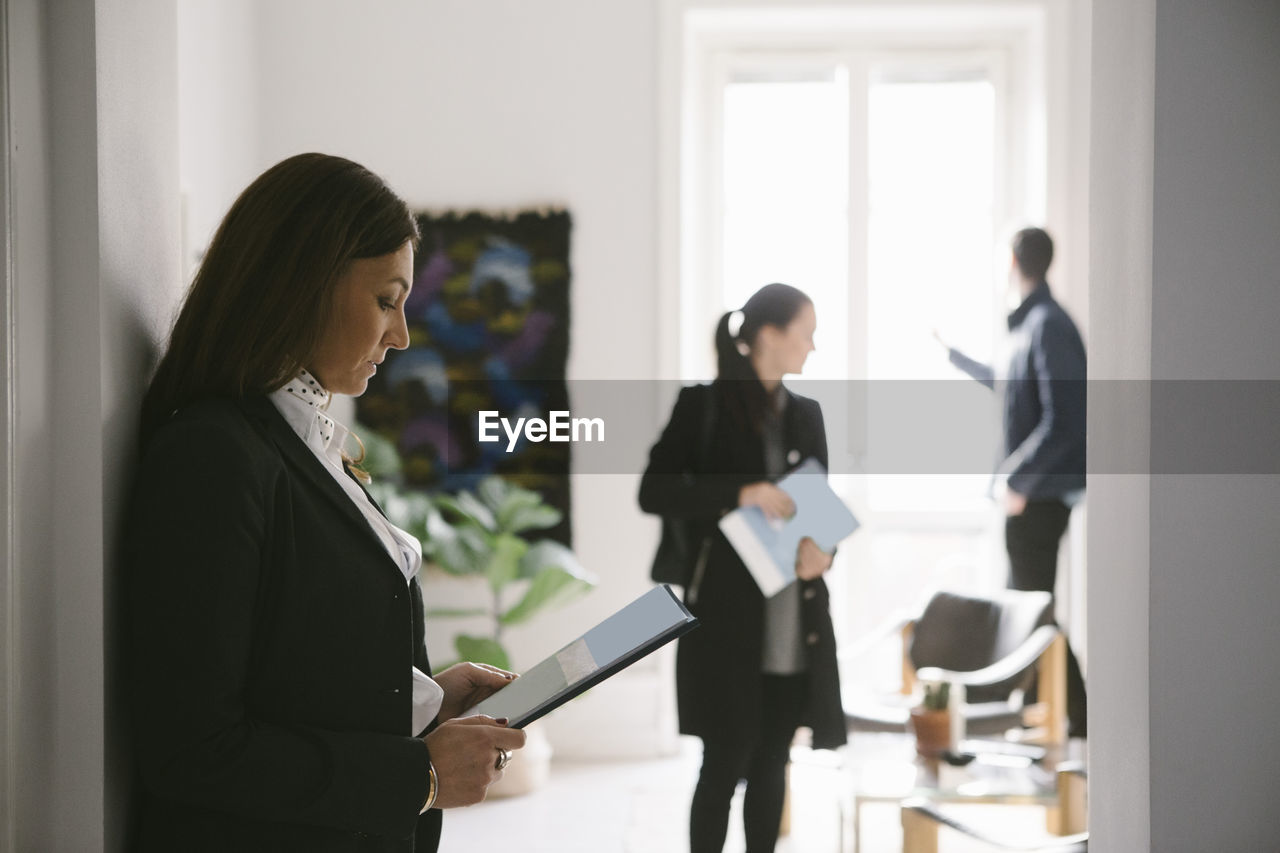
421, 506, 465, 571
377, 489, 432, 534
482, 477, 562, 534
423, 607, 489, 619
517, 539, 598, 584
363, 481, 399, 514
423, 505, 489, 575
476, 476, 513, 512
432, 491, 497, 533
454, 490, 499, 532
502, 502, 562, 535
483, 533, 527, 591
454, 634, 510, 670
353, 424, 403, 479
500, 566, 592, 627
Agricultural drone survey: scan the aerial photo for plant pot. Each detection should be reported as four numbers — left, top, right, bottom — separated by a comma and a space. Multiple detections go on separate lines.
909, 707, 952, 758
486, 721, 552, 799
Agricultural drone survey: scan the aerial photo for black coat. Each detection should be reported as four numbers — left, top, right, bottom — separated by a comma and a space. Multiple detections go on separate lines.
638, 383, 846, 751
125, 396, 442, 852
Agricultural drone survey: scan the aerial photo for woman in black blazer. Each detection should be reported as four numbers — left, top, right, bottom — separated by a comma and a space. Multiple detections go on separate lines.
125, 154, 525, 852
639, 284, 845, 853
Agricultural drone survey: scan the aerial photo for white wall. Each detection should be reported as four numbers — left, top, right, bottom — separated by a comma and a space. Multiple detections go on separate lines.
6, 1, 60, 846
1087, 0, 1154, 848
250, 0, 661, 383
5, 1, 180, 850
1090, 0, 1280, 849
176, 0, 259, 282
96, 1, 183, 847
1146, 0, 1280, 848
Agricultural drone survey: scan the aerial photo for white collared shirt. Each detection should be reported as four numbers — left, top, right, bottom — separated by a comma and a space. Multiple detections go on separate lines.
270, 371, 443, 736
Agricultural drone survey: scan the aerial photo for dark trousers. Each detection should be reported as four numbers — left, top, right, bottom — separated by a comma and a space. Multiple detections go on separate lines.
689, 673, 806, 853
1005, 500, 1088, 737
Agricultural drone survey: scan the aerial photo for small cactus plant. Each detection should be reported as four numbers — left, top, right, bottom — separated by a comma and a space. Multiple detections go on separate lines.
921, 679, 951, 712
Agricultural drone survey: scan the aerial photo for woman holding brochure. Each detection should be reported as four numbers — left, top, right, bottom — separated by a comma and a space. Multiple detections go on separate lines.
124, 153, 525, 852
639, 283, 845, 853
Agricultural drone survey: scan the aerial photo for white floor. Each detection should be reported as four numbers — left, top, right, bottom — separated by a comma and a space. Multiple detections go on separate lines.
438, 736, 1052, 852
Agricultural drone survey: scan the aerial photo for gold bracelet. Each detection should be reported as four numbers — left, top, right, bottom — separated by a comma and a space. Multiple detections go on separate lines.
421, 760, 439, 812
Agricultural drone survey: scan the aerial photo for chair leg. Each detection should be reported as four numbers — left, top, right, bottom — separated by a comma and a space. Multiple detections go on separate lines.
1055, 764, 1088, 835
1023, 632, 1068, 744
901, 621, 917, 696
901, 804, 939, 853
1040, 633, 1068, 744
779, 762, 791, 836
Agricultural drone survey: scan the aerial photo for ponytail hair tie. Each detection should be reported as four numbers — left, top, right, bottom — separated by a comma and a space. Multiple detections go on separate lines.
727, 310, 745, 340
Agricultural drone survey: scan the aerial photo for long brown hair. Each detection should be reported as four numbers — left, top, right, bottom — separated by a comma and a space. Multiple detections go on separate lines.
141, 153, 420, 444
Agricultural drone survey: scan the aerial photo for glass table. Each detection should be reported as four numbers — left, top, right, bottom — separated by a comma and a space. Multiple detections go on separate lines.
830, 733, 1086, 853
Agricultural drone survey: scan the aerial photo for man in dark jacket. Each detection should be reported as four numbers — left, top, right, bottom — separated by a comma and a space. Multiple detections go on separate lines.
937, 226, 1088, 737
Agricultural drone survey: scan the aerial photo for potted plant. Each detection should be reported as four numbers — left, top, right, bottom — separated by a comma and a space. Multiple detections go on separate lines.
419, 476, 595, 796
358, 429, 596, 667
909, 680, 953, 758
358, 432, 595, 795
418, 476, 597, 670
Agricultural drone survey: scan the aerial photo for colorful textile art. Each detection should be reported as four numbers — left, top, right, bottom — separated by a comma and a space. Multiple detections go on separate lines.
356, 209, 573, 544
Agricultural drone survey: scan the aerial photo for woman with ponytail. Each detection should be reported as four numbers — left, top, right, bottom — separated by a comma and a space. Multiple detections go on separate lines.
639, 283, 845, 853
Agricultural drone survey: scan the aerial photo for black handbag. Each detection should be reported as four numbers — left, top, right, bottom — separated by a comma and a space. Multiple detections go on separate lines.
649, 516, 701, 586
649, 386, 717, 587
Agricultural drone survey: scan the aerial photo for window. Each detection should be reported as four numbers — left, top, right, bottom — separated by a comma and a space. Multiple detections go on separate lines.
664, 3, 1082, 665
721, 67, 850, 382
713, 55, 1009, 516
864, 69, 999, 513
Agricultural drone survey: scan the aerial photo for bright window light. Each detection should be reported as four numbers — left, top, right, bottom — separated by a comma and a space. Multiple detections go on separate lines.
721, 72, 849, 381
867, 76, 998, 512
717, 69, 1001, 513
868, 77, 997, 380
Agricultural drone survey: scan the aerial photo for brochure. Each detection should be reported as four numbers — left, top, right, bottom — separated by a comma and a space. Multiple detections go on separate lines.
718, 458, 859, 597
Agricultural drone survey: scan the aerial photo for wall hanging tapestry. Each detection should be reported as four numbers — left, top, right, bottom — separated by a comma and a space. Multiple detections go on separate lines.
356, 208, 573, 545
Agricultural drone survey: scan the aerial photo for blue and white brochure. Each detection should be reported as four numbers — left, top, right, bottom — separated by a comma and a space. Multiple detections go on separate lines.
718, 458, 859, 597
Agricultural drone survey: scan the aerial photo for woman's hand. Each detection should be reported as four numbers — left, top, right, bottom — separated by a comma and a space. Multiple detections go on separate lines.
794, 536, 833, 581
424, 716, 527, 809
738, 482, 795, 520
433, 662, 517, 723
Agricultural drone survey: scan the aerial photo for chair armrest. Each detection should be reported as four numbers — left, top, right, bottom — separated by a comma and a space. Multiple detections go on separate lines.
916, 624, 1060, 688
902, 798, 1088, 852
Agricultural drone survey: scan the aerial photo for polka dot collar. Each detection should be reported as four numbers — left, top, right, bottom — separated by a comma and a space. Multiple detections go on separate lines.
279, 370, 337, 448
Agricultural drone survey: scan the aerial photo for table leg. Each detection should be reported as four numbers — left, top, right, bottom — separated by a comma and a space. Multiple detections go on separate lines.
1056, 765, 1088, 834
852, 797, 860, 853
901, 805, 939, 853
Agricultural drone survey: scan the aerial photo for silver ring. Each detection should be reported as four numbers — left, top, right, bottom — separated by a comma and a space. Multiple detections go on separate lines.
495, 748, 511, 771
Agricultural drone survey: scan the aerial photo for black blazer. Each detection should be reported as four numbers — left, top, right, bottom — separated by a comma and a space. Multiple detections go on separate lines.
638, 383, 846, 751
125, 396, 441, 852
